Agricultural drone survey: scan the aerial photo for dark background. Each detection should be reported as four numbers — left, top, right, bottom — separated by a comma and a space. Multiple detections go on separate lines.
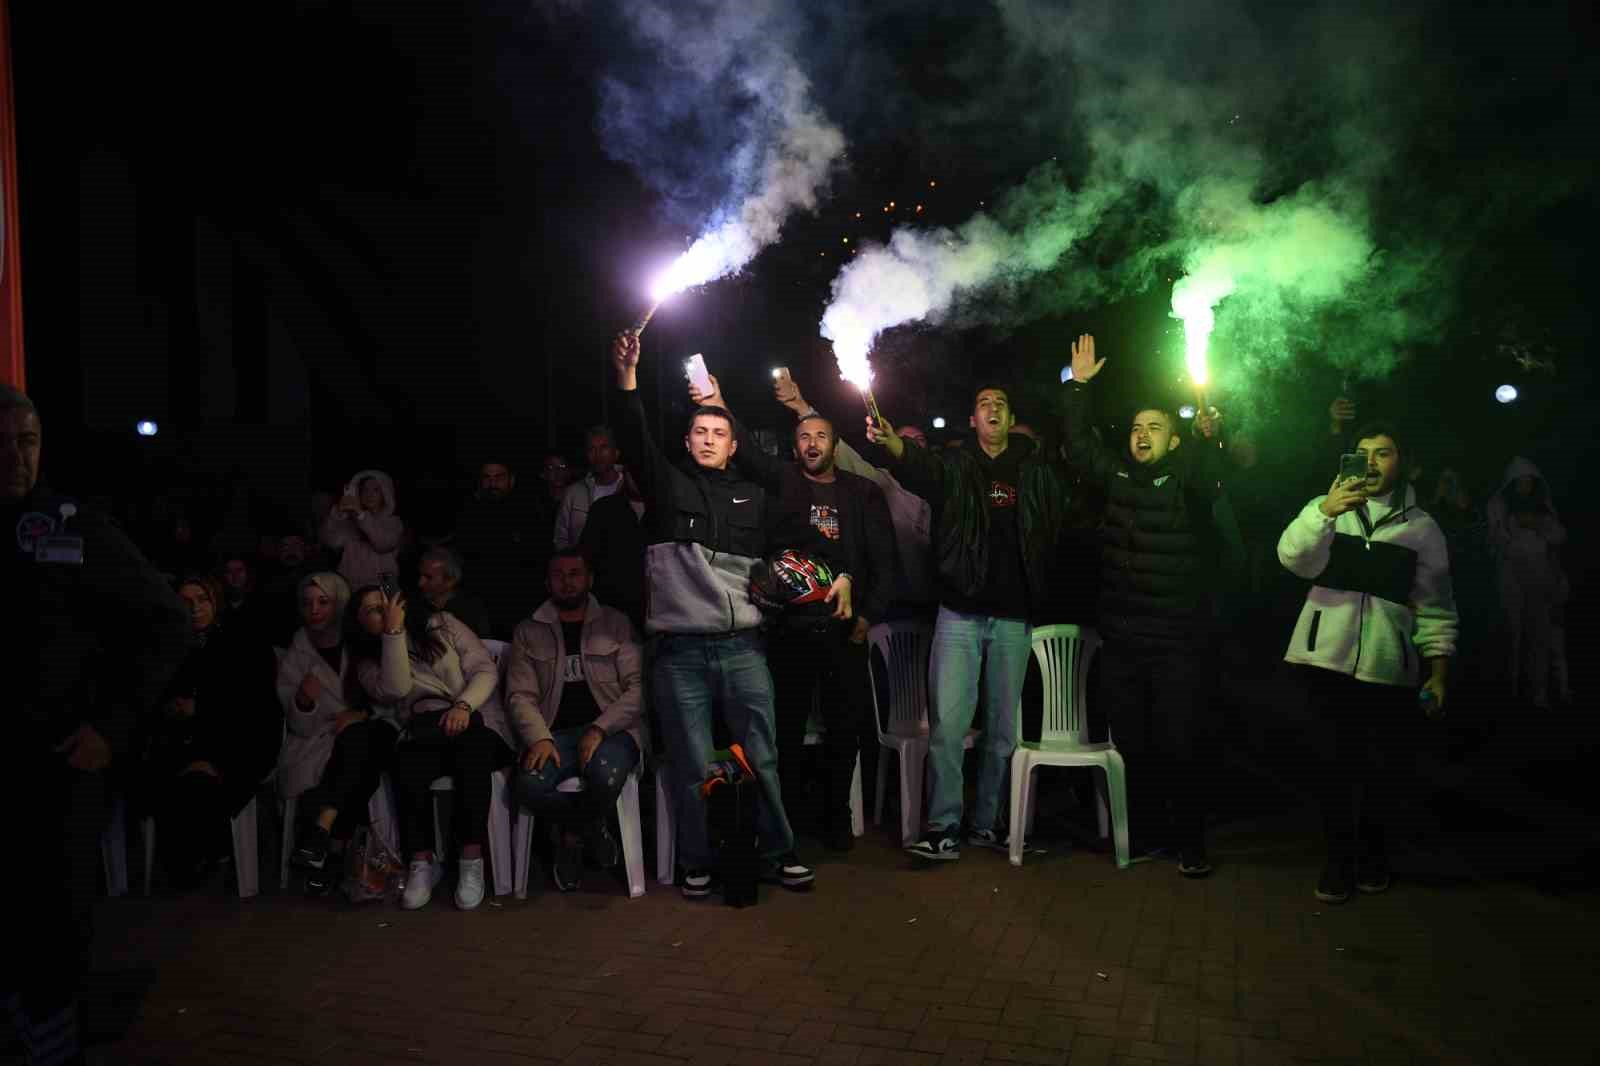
9, 2, 1595, 554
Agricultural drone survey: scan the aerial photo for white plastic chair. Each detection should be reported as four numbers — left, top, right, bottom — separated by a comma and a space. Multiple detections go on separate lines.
511, 762, 646, 899
279, 777, 400, 890
655, 765, 676, 885
141, 790, 266, 899
1008, 624, 1128, 868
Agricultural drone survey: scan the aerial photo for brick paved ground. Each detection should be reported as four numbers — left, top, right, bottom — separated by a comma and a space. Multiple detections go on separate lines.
43, 768, 1599, 1066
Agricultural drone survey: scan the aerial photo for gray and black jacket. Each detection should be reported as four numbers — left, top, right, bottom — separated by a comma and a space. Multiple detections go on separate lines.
613, 389, 768, 636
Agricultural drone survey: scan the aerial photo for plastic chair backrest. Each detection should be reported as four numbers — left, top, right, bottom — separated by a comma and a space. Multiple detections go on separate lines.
1028, 624, 1100, 745
481, 637, 509, 666
866, 621, 933, 740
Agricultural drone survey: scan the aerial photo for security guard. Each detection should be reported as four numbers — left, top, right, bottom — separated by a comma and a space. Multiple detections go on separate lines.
2, 385, 189, 1065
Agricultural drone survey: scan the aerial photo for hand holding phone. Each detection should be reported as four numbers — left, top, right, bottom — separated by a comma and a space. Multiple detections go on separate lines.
685, 353, 714, 398
379, 571, 398, 600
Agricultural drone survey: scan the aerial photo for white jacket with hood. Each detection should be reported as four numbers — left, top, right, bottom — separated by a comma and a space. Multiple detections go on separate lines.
320, 468, 404, 591
1278, 484, 1458, 687
1485, 456, 1566, 589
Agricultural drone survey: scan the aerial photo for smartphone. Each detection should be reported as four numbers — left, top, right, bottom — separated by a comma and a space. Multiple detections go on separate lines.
1338, 453, 1367, 485
378, 571, 397, 600
685, 353, 714, 397
771, 366, 791, 383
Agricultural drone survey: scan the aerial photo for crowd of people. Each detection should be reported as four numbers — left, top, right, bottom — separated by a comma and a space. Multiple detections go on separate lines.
3, 335, 1574, 1059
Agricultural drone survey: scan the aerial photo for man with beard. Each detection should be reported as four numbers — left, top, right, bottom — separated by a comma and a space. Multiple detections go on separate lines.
454, 458, 550, 639
2, 386, 189, 1064
507, 549, 643, 892
693, 375, 897, 851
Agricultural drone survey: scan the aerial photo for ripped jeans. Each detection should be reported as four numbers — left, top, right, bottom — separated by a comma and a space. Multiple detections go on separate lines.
512, 727, 640, 829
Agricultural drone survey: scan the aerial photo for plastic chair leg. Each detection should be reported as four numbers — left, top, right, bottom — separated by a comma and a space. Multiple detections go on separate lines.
231, 796, 260, 899
618, 773, 645, 898
655, 770, 675, 885
513, 807, 535, 900
1008, 754, 1030, 867
874, 750, 889, 827
280, 794, 298, 890
488, 770, 513, 897
850, 755, 865, 837
898, 743, 926, 847
1105, 754, 1131, 870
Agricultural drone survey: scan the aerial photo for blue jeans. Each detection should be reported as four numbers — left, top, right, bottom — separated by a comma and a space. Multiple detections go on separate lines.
926, 606, 1032, 834
654, 630, 793, 867
512, 728, 640, 828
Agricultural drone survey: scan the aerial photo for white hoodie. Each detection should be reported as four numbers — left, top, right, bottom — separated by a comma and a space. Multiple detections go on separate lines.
1278, 484, 1458, 687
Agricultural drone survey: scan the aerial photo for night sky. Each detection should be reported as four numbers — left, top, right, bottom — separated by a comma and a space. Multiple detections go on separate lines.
8, 1, 1597, 534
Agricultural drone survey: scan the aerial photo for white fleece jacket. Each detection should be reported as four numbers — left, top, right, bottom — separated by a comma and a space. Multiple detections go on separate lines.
1277, 485, 1458, 687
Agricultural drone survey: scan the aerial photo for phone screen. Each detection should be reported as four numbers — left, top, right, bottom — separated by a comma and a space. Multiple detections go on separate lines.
378, 572, 397, 599
685, 353, 714, 396
1338, 453, 1367, 484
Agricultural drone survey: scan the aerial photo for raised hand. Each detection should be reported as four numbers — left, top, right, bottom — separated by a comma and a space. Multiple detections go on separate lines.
865, 413, 904, 459
1070, 334, 1105, 383
688, 373, 725, 409
612, 331, 641, 389
1328, 397, 1356, 435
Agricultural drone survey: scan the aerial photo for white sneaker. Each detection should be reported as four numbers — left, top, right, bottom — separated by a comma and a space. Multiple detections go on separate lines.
401, 858, 440, 910
454, 857, 486, 910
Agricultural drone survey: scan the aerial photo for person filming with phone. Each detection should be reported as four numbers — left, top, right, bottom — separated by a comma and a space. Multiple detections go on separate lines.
1277, 422, 1457, 905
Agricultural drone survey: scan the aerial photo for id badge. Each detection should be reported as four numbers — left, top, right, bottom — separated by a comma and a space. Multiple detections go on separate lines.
35, 534, 86, 565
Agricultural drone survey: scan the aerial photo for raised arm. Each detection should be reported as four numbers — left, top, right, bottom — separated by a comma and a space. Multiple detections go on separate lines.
609, 331, 677, 509
1060, 334, 1120, 484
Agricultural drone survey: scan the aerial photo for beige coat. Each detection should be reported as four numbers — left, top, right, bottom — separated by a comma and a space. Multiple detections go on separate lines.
358, 612, 512, 746
276, 628, 397, 798
505, 596, 642, 749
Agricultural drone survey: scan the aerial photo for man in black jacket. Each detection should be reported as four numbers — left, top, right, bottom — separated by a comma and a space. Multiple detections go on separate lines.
453, 457, 551, 639
692, 377, 897, 852
867, 378, 1077, 861
609, 333, 815, 898
1062, 335, 1224, 877
2, 385, 190, 1065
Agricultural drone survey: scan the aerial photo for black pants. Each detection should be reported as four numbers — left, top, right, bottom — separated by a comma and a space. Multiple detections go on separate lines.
390, 718, 513, 856
1289, 665, 1418, 861
300, 719, 397, 839
1097, 642, 1208, 851
769, 619, 869, 836
1, 754, 103, 1065
150, 771, 237, 885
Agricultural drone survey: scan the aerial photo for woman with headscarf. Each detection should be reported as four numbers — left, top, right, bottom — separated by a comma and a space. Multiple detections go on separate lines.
319, 469, 404, 591
277, 572, 399, 890
1486, 457, 1567, 709
348, 585, 514, 911
141, 574, 281, 889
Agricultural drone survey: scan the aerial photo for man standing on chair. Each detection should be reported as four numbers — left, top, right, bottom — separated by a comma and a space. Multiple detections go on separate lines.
866, 376, 1078, 862
3, 386, 190, 1063
506, 549, 643, 892
1061, 335, 1226, 878
688, 375, 897, 853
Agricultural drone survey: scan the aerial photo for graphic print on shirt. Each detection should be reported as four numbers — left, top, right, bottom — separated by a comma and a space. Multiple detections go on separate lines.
988, 482, 1018, 509
561, 652, 585, 684
809, 503, 841, 541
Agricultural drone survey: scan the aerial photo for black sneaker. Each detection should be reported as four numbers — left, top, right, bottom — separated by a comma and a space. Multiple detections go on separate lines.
761, 853, 816, 890
304, 870, 334, 897
291, 826, 331, 871
1315, 859, 1355, 904
1178, 846, 1213, 879
906, 832, 961, 862
553, 837, 583, 893
680, 868, 715, 899
584, 818, 620, 869
1356, 853, 1391, 894
967, 828, 1007, 852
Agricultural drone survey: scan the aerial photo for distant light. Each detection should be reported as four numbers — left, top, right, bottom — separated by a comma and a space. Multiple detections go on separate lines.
932, 417, 946, 429
1060, 366, 1073, 383
1495, 384, 1518, 404
136, 420, 159, 437
1178, 405, 1196, 420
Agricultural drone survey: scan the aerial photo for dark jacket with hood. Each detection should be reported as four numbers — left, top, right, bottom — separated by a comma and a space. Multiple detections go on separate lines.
6, 482, 191, 759
1063, 382, 1225, 650
613, 389, 770, 635
888, 433, 1075, 621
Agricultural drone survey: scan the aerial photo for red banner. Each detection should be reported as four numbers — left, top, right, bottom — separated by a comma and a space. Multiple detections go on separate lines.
0, 0, 24, 390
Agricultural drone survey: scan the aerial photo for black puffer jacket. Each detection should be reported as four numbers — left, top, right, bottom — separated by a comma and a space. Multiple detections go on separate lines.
1063, 383, 1225, 649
